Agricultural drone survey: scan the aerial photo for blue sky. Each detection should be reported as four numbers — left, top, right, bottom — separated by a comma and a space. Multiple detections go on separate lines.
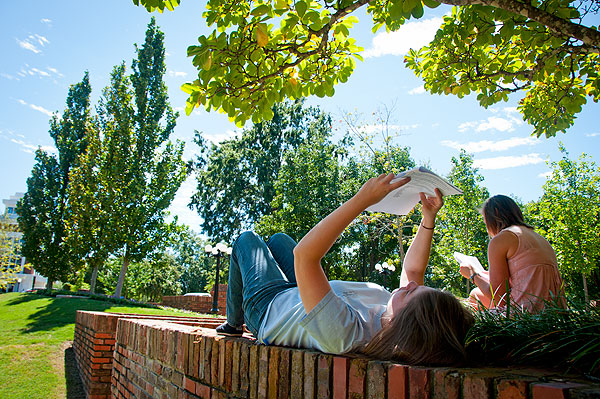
2, 1, 599, 232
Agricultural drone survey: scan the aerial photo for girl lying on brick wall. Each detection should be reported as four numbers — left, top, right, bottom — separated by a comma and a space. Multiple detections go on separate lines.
216, 173, 474, 366
458, 194, 565, 312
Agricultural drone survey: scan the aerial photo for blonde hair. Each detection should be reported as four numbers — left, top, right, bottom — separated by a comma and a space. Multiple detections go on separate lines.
361, 289, 474, 366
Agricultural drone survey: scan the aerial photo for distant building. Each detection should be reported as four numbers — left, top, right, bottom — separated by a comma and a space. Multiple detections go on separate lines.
2, 193, 47, 292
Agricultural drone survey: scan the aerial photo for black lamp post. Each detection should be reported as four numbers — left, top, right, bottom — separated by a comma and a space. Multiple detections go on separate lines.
205, 243, 232, 314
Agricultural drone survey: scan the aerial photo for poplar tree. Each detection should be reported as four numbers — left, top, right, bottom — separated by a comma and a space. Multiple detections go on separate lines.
17, 73, 92, 289
93, 18, 188, 298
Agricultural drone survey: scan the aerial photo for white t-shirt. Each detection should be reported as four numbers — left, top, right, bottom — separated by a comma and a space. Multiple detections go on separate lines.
258, 280, 391, 354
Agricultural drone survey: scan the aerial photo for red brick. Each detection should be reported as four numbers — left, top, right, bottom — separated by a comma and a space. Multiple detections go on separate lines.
432, 369, 460, 399
532, 382, 586, 399
224, 340, 233, 391
317, 355, 333, 399
97, 332, 114, 339
366, 361, 386, 399
290, 349, 304, 399
231, 340, 241, 395
387, 364, 408, 399
278, 348, 291, 399
203, 336, 213, 384
249, 344, 259, 399
258, 345, 269, 399
196, 382, 211, 398
184, 377, 196, 393
409, 367, 431, 399
333, 357, 349, 399
348, 358, 369, 399
218, 338, 226, 389
497, 379, 529, 399
463, 373, 493, 399
92, 357, 112, 364
304, 351, 319, 399
211, 339, 219, 385
239, 342, 250, 398
268, 347, 281, 399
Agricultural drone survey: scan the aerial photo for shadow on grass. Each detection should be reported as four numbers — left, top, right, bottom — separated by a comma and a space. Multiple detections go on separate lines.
5, 292, 43, 306
64, 345, 86, 399
5, 293, 133, 334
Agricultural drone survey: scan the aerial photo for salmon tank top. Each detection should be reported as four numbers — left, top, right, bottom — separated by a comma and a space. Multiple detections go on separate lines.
502, 225, 565, 312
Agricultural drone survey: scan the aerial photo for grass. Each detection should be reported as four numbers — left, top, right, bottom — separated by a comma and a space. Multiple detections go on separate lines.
466, 300, 600, 379
0, 292, 207, 399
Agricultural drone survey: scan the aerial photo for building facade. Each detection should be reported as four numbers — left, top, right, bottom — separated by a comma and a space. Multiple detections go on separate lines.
2, 193, 47, 292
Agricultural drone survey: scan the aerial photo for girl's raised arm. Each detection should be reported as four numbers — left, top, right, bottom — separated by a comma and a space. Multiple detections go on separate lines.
293, 174, 410, 313
399, 189, 444, 287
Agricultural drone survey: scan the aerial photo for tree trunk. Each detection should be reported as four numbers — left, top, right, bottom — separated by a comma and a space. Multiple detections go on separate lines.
46, 279, 53, 291
89, 261, 100, 294
582, 272, 589, 305
114, 257, 130, 298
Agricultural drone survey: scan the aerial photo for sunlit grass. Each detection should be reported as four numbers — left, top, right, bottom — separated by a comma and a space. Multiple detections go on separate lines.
0, 292, 206, 399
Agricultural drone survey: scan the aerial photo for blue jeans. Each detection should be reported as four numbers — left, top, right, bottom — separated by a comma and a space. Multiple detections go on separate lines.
226, 231, 298, 336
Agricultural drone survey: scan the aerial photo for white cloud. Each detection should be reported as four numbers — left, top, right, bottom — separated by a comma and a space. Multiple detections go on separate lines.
586, 132, 600, 137
167, 173, 205, 233
441, 137, 539, 153
9, 138, 56, 155
474, 153, 545, 170
168, 70, 187, 78
19, 64, 63, 79
538, 171, 552, 179
363, 17, 443, 58
204, 129, 240, 144
1, 73, 17, 80
16, 34, 49, 54
17, 39, 41, 53
41, 18, 52, 25
477, 116, 515, 132
18, 99, 54, 117
408, 86, 426, 95
458, 112, 523, 133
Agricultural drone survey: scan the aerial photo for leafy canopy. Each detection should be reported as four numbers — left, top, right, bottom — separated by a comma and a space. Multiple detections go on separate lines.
132, 0, 599, 136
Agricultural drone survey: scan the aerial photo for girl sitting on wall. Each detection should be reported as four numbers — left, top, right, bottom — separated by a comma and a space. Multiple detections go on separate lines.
459, 195, 565, 312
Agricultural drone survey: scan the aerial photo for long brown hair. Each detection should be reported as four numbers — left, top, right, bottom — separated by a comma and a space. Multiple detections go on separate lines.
481, 195, 532, 235
361, 289, 474, 366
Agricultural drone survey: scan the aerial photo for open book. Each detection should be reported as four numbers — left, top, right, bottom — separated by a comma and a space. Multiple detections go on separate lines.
366, 167, 462, 215
453, 252, 487, 275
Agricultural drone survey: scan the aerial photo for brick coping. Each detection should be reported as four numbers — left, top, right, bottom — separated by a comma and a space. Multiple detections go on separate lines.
73, 311, 600, 399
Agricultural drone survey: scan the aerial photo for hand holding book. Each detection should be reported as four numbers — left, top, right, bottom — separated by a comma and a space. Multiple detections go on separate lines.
366, 167, 463, 215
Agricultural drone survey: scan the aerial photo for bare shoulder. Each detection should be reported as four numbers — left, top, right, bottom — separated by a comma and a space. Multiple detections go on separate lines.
489, 229, 519, 257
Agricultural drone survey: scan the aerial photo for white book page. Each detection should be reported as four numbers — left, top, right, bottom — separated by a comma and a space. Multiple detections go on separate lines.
453, 251, 487, 275
366, 167, 463, 215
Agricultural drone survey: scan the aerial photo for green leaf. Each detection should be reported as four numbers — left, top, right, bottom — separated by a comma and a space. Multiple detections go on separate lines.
422, 0, 440, 8
251, 4, 270, 17
411, 2, 424, 18
295, 0, 307, 17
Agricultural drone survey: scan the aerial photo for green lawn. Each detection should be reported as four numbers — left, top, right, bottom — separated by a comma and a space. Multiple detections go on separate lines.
0, 292, 206, 399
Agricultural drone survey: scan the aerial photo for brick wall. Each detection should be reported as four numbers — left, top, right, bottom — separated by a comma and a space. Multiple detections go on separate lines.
74, 311, 600, 399
73, 311, 223, 399
162, 284, 227, 316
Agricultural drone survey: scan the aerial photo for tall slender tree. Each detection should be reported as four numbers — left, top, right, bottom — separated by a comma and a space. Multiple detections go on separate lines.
17, 73, 92, 289
93, 19, 188, 298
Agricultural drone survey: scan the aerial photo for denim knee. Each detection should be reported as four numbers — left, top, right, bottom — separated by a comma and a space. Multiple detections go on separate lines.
234, 231, 263, 248
268, 232, 294, 245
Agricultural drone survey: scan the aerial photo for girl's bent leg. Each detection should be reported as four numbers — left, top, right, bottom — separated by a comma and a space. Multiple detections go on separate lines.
267, 233, 297, 283
227, 231, 296, 336
469, 287, 492, 310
